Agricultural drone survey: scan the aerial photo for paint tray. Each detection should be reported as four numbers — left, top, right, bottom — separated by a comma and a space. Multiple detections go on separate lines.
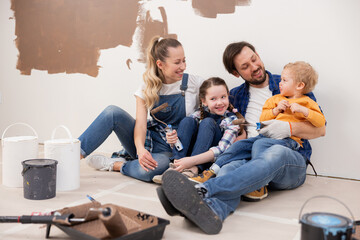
46, 202, 170, 240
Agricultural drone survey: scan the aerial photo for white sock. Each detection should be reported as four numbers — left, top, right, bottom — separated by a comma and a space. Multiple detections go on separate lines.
210, 163, 220, 175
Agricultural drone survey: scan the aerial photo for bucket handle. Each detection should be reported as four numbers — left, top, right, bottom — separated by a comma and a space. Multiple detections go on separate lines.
51, 125, 75, 151
21, 166, 31, 176
1, 123, 38, 147
298, 195, 355, 223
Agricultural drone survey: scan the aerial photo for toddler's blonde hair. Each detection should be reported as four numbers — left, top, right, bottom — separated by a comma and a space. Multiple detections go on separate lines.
284, 61, 318, 94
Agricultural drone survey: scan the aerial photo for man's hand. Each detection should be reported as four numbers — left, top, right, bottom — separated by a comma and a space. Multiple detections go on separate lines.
259, 120, 291, 139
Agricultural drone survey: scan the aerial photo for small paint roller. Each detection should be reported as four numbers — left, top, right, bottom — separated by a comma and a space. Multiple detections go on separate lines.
150, 103, 169, 127
150, 102, 168, 115
232, 119, 265, 131
57, 201, 101, 220
98, 205, 128, 238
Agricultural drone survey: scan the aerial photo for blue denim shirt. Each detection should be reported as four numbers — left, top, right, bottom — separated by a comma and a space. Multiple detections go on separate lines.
229, 70, 319, 162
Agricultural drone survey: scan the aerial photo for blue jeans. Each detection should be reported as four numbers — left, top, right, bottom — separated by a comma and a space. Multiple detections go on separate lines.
78, 105, 171, 182
214, 135, 300, 168
174, 117, 223, 172
201, 138, 307, 221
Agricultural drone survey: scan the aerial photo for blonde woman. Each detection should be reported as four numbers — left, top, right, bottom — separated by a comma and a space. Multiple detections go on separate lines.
79, 37, 204, 181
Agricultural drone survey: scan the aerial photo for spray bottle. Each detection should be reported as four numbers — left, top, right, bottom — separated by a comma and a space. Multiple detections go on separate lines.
166, 124, 183, 151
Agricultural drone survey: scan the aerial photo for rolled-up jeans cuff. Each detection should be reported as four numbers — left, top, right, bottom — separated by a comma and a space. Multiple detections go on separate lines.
119, 162, 126, 174
80, 148, 87, 158
203, 198, 223, 221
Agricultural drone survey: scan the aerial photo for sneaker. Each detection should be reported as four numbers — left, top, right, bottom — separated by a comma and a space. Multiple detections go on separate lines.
181, 169, 198, 178
196, 186, 208, 198
161, 170, 222, 234
86, 154, 125, 171
242, 186, 268, 202
156, 187, 182, 217
189, 169, 215, 183
152, 163, 176, 184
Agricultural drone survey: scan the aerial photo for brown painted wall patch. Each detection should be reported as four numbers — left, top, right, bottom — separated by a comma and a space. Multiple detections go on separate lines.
192, 0, 251, 18
11, 0, 139, 77
10, 0, 251, 77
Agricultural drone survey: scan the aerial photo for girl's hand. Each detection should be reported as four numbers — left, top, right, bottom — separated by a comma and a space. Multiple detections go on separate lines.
137, 148, 158, 172
235, 128, 247, 142
173, 157, 194, 172
166, 129, 178, 144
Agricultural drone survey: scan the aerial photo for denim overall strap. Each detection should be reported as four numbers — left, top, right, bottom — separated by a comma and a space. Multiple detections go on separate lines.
144, 74, 189, 152
205, 112, 224, 126
150, 73, 189, 129
180, 73, 188, 96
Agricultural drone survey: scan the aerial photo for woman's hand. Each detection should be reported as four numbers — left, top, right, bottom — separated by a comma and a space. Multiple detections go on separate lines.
137, 148, 158, 172
166, 129, 178, 145
173, 157, 195, 172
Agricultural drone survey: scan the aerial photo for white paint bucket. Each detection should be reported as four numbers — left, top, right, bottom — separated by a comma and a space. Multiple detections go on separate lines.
1, 123, 38, 188
44, 125, 80, 191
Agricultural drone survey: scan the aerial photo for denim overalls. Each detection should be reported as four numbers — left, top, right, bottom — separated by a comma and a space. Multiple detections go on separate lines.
78, 74, 189, 181
119, 74, 189, 181
145, 74, 189, 153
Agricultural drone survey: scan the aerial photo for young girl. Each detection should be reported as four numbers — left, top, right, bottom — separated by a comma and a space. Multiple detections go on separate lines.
191, 61, 326, 183
153, 77, 245, 183
80, 36, 204, 182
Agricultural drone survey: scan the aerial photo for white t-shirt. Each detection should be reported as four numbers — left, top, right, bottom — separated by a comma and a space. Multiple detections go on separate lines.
245, 85, 272, 138
134, 74, 204, 116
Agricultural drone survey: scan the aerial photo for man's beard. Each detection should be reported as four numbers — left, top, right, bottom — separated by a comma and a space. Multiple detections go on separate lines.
246, 68, 267, 86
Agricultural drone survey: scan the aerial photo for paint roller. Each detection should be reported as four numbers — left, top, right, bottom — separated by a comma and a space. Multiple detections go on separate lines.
98, 204, 141, 238
150, 102, 169, 127
232, 119, 265, 131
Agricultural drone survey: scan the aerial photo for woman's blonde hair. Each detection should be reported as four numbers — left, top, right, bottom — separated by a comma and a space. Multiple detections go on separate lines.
142, 36, 182, 109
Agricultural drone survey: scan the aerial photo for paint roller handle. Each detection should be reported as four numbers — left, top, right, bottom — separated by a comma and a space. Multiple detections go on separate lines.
1, 122, 38, 147
0, 214, 75, 224
166, 125, 183, 151
0, 216, 19, 222
298, 195, 355, 222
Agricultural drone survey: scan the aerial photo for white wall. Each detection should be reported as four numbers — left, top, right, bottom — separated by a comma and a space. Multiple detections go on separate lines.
1, 0, 360, 180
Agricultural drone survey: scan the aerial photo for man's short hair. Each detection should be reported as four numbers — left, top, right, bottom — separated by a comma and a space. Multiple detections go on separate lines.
223, 41, 256, 74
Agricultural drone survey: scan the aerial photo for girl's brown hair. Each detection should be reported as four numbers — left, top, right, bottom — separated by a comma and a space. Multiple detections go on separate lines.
198, 77, 243, 120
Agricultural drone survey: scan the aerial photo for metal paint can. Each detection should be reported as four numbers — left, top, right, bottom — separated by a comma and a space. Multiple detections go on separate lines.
22, 159, 58, 200
299, 196, 355, 240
